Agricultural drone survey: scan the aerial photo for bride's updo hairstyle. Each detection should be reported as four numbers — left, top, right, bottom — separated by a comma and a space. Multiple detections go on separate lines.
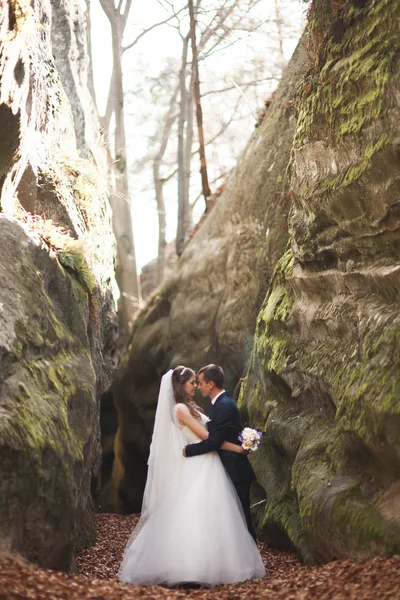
172, 365, 204, 419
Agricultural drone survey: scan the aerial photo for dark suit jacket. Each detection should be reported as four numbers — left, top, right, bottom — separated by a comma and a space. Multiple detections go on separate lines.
185, 391, 256, 484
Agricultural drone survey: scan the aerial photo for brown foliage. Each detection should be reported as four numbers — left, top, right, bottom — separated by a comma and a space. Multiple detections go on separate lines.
0, 514, 399, 599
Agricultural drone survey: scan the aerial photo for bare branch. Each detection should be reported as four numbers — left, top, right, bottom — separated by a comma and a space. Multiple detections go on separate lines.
153, 82, 180, 285
202, 76, 277, 97
122, 0, 133, 29
155, 0, 175, 11
199, 30, 257, 61
188, 0, 211, 210
205, 94, 246, 146
123, 9, 186, 53
155, 83, 180, 162
199, 19, 248, 59
98, 0, 115, 24
190, 170, 230, 208
198, 2, 266, 61
160, 91, 246, 184
176, 32, 190, 255
198, 0, 239, 52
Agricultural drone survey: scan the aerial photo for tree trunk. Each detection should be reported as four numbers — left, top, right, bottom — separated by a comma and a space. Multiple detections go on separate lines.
85, 0, 98, 110
176, 34, 190, 257
154, 84, 179, 285
110, 17, 141, 339
274, 0, 285, 66
188, 0, 211, 210
184, 75, 194, 230
102, 69, 115, 139
153, 161, 166, 286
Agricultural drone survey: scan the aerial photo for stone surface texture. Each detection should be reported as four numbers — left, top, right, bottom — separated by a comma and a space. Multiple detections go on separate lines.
240, 0, 400, 564
0, 0, 117, 571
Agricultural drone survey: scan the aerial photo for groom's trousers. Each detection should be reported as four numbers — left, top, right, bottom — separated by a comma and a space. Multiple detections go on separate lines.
234, 481, 257, 542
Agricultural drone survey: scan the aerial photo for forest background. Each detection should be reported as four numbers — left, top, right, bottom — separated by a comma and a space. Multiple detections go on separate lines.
90, 0, 306, 331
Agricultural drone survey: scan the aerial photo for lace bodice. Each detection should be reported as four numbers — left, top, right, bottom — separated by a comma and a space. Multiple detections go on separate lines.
173, 404, 209, 444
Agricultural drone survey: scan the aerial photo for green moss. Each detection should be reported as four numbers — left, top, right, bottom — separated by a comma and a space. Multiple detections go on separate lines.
272, 289, 293, 323
241, 0, 400, 562
237, 373, 248, 411
275, 247, 295, 279
264, 337, 290, 373
253, 247, 295, 374
289, 427, 400, 556
6, 270, 96, 468
12, 339, 24, 360
307, 325, 400, 444
59, 242, 95, 293
9, 0, 33, 32
15, 297, 76, 349
35, 153, 112, 295
294, 0, 397, 182
21, 214, 95, 294
237, 246, 298, 444
321, 133, 390, 192
332, 490, 400, 554
5, 347, 95, 485
15, 316, 44, 347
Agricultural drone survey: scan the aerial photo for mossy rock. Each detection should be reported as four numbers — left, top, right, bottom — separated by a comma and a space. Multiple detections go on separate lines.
0, 0, 117, 570
240, 0, 400, 563
0, 216, 99, 570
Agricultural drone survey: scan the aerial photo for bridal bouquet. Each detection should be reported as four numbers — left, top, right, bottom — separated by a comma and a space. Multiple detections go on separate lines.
238, 427, 262, 452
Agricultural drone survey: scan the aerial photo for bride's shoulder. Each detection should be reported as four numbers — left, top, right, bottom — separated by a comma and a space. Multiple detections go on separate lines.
174, 403, 191, 427
175, 403, 190, 415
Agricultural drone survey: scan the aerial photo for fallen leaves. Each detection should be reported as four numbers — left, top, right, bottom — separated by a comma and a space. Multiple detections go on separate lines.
0, 513, 399, 599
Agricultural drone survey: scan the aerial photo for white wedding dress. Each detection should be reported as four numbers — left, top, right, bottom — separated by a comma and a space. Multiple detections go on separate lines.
119, 396, 266, 587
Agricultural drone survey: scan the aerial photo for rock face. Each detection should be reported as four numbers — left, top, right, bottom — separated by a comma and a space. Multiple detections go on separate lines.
140, 241, 178, 301
0, 0, 117, 571
240, 0, 400, 564
111, 37, 309, 513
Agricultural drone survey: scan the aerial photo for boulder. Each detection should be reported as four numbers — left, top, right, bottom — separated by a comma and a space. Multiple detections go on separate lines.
240, 0, 400, 563
0, 0, 117, 570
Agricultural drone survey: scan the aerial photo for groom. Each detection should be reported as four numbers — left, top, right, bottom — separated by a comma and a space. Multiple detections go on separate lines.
183, 364, 257, 541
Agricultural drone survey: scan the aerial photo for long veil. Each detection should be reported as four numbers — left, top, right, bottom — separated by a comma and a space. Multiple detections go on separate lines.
119, 370, 186, 572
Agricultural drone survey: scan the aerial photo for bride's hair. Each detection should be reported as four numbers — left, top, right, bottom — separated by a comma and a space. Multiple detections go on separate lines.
172, 366, 204, 419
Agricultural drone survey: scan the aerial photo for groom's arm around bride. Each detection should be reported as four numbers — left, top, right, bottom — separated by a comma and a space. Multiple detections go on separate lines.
184, 364, 258, 542
184, 390, 256, 483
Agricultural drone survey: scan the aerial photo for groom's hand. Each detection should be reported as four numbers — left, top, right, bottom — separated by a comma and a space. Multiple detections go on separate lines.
182, 447, 187, 458
239, 447, 251, 455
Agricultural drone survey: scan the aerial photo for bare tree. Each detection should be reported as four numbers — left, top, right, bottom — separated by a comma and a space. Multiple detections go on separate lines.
99, 0, 140, 342
119, 0, 303, 291
97, 2, 187, 338
189, 0, 212, 213
154, 83, 180, 285
274, 0, 285, 66
176, 33, 190, 256
184, 72, 194, 229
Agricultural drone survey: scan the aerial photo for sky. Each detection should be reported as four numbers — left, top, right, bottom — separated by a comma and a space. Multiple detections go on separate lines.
90, 1, 306, 271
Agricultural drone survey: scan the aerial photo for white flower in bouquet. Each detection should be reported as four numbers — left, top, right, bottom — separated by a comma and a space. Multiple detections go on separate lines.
238, 427, 263, 452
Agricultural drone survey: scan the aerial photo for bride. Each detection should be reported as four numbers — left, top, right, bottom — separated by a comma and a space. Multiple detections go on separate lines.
118, 366, 266, 587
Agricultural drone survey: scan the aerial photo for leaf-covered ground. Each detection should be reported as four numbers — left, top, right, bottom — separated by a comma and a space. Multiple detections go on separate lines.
0, 514, 399, 599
